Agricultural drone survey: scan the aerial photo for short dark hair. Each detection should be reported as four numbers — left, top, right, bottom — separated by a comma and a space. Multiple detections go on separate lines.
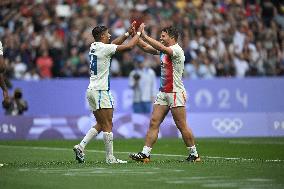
161, 26, 179, 41
92, 26, 108, 41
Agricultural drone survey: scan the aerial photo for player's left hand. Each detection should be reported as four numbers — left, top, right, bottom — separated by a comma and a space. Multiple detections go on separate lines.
137, 23, 145, 33
128, 21, 136, 37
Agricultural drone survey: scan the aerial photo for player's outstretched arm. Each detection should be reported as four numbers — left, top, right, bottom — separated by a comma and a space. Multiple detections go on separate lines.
0, 74, 10, 108
116, 23, 145, 53
0, 74, 8, 98
111, 32, 129, 45
141, 33, 173, 56
137, 39, 159, 55
0, 67, 9, 104
0, 45, 9, 105
111, 22, 136, 45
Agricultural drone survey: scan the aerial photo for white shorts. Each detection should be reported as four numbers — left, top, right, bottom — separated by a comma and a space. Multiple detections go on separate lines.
154, 91, 187, 108
86, 88, 114, 111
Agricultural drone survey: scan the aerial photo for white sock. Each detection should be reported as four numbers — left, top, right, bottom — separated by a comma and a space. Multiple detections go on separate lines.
79, 128, 98, 149
142, 146, 152, 157
103, 132, 114, 159
187, 145, 198, 157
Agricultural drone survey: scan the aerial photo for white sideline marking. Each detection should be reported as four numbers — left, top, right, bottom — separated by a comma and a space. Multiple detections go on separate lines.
229, 140, 284, 145
0, 145, 283, 162
18, 167, 185, 176
150, 176, 277, 188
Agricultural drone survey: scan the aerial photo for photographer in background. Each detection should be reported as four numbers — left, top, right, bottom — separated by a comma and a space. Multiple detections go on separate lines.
3, 88, 28, 116
129, 55, 157, 114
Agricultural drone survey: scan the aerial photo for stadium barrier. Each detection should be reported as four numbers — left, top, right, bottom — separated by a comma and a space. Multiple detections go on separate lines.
0, 78, 283, 139
0, 112, 284, 139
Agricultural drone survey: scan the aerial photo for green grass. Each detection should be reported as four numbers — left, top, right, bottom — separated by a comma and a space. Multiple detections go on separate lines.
0, 138, 284, 189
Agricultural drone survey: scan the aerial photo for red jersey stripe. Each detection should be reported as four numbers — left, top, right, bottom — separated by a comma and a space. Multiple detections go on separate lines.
160, 54, 173, 92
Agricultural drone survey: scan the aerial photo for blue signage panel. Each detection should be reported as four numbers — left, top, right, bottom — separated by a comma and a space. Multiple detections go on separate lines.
0, 78, 283, 116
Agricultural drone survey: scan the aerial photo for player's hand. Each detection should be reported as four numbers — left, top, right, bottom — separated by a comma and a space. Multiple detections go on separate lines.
128, 21, 136, 37
137, 23, 146, 38
131, 28, 136, 37
137, 23, 145, 33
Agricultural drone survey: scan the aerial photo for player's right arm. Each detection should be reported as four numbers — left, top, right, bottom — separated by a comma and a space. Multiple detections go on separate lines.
0, 72, 8, 93
142, 33, 173, 56
115, 23, 145, 53
0, 41, 10, 107
111, 21, 136, 45
137, 39, 159, 55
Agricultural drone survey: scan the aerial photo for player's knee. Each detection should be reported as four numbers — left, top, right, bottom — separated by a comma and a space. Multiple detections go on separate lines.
175, 121, 187, 131
104, 123, 113, 132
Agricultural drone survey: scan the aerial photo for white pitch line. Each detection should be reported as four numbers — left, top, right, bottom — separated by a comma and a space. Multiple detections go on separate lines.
0, 145, 283, 162
0, 145, 183, 157
229, 141, 284, 145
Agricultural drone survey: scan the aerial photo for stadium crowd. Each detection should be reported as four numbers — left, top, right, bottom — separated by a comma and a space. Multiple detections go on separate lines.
0, 0, 284, 80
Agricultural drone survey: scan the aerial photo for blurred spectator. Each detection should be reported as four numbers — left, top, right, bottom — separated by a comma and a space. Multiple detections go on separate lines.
120, 53, 135, 76
60, 60, 74, 77
0, 0, 283, 79
23, 68, 40, 81
129, 55, 156, 114
184, 59, 200, 79
3, 88, 28, 116
69, 47, 80, 69
36, 50, 53, 78
215, 52, 235, 77
13, 56, 27, 79
75, 52, 89, 77
198, 55, 216, 79
261, 0, 276, 27
233, 53, 250, 77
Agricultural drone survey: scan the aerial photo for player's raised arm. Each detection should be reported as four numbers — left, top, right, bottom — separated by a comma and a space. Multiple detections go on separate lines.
111, 21, 136, 45
137, 39, 159, 55
115, 23, 145, 53
141, 32, 173, 56
0, 41, 10, 107
0, 73, 9, 104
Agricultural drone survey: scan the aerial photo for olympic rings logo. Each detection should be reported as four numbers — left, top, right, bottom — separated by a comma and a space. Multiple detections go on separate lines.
212, 118, 243, 134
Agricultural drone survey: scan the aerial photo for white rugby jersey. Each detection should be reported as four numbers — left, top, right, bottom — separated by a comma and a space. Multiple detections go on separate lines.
0, 41, 3, 56
159, 43, 185, 92
88, 42, 117, 90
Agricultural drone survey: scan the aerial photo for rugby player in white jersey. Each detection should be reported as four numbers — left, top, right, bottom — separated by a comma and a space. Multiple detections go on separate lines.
73, 22, 145, 164
0, 41, 10, 109
129, 26, 201, 162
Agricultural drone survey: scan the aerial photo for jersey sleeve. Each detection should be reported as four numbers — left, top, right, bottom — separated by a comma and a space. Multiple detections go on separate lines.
170, 45, 179, 59
104, 44, 118, 56
0, 41, 3, 56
